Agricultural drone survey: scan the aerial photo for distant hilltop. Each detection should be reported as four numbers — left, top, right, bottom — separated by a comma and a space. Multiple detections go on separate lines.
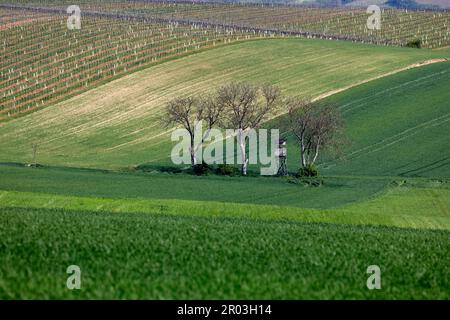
311, 1, 449, 10
341, 0, 450, 9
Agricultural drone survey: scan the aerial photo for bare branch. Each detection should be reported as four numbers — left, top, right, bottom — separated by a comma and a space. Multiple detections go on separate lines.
286, 98, 345, 170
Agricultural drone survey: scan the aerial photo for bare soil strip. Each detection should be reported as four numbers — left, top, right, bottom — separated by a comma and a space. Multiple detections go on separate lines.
312, 58, 448, 102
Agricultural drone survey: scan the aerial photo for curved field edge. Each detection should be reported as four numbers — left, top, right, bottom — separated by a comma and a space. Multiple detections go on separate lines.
0, 206, 449, 299
311, 58, 448, 102
1, 185, 448, 231
0, 38, 449, 169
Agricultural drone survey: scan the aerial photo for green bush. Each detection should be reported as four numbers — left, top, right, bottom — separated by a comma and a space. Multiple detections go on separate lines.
193, 162, 210, 176
135, 164, 183, 174
215, 164, 238, 176
297, 165, 318, 178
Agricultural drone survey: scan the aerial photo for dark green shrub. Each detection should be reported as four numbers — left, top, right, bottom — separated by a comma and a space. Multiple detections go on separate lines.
135, 164, 183, 174
193, 162, 210, 176
297, 165, 318, 178
26, 163, 43, 168
215, 164, 238, 176
300, 178, 323, 187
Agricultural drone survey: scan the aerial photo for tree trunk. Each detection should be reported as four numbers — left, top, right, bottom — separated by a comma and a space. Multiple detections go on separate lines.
190, 152, 197, 167
300, 135, 307, 168
311, 140, 321, 165
238, 129, 248, 175
190, 134, 197, 167
193, 128, 211, 160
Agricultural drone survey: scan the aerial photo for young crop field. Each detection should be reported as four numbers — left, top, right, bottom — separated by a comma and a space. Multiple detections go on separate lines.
278, 60, 450, 179
0, 164, 448, 231
1, 205, 449, 299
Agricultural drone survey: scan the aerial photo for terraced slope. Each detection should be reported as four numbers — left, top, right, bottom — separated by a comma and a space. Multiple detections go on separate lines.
0, 38, 448, 169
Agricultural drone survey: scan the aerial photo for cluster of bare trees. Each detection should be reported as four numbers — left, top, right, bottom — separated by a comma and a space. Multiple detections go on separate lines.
163, 82, 281, 175
163, 82, 344, 176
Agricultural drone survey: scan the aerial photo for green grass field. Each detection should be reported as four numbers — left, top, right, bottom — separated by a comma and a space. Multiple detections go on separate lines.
0, 38, 449, 299
0, 164, 390, 209
322, 61, 450, 179
0, 164, 449, 231
271, 60, 450, 179
0, 162, 449, 299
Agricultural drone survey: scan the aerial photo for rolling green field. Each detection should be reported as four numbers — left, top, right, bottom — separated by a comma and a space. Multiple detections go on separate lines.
278, 60, 450, 179
0, 164, 389, 209
323, 61, 450, 179
1, 37, 449, 299
0, 164, 449, 231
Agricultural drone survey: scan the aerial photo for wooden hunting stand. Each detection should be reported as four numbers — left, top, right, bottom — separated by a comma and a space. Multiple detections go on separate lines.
276, 138, 288, 176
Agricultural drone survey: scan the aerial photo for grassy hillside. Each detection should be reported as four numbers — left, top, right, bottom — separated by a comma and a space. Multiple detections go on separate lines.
0, 38, 448, 169
0, 160, 448, 299
1, 206, 448, 299
321, 60, 450, 178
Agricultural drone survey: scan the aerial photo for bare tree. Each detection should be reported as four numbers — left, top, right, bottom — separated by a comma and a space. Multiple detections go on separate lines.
162, 95, 223, 167
287, 99, 344, 171
163, 97, 199, 166
217, 82, 281, 175
198, 93, 225, 141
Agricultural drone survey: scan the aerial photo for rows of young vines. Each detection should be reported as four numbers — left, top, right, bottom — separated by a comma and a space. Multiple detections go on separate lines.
66, 1, 450, 48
